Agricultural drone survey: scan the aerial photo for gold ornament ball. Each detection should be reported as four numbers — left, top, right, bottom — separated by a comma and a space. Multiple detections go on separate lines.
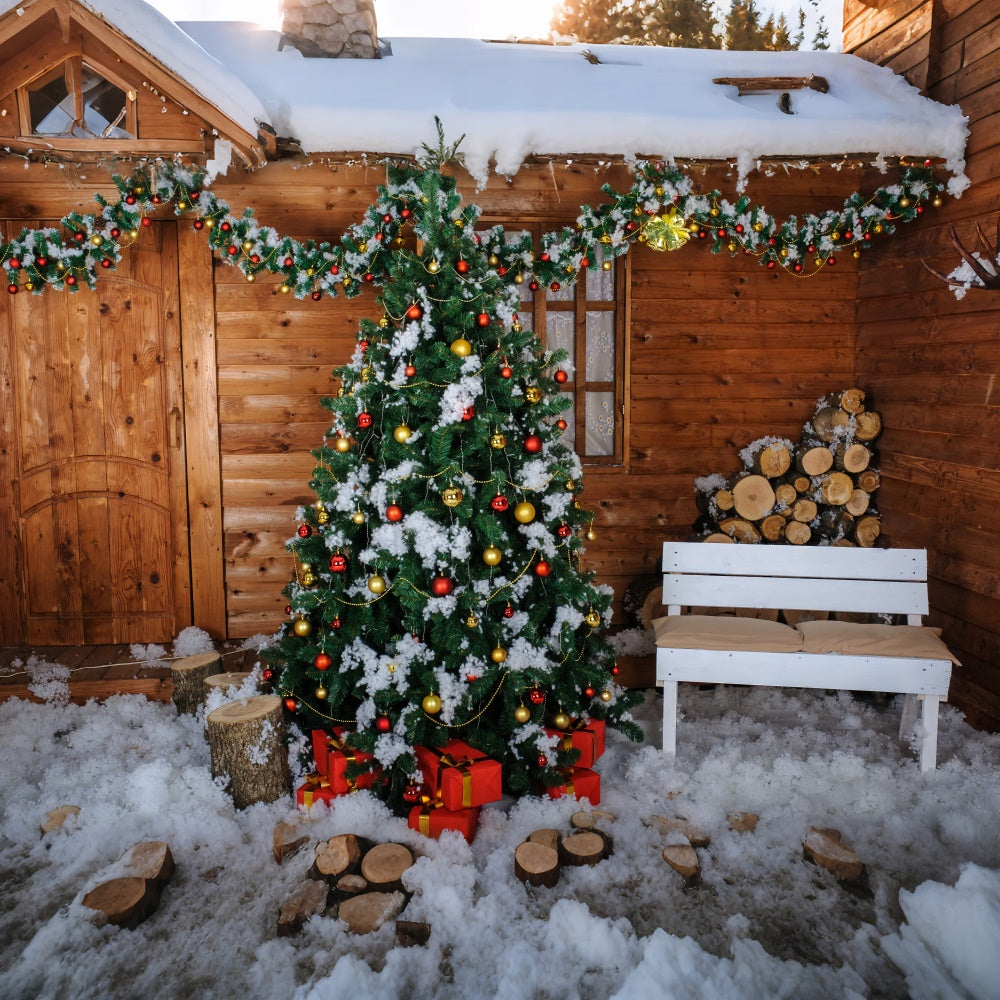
483, 545, 502, 566
585, 528, 597, 541
394, 424, 412, 443
602, 261, 612, 271
422, 693, 442, 714
352, 510, 366, 525
442, 486, 463, 508
450, 337, 472, 357
466, 613, 480, 628
585, 610, 601, 628
302, 571, 317, 587
525, 386, 541, 404
334, 436, 351, 453
898, 196, 911, 209
491, 646, 508, 663
315, 684, 328, 700
490, 433, 507, 449
514, 501, 536, 524
565, 480, 576, 492
427, 260, 440, 274
317, 510, 330, 525
368, 574, 387, 594
552, 711, 571, 730
514, 274, 524, 285
599, 689, 613, 703
379, 316, 390, 329
292, 617, 312, 637
932, 195, 943, 208
514, 705, 531, 724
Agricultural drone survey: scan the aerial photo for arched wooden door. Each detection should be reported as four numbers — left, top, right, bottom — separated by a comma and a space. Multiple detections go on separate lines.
0, 223, 192, 644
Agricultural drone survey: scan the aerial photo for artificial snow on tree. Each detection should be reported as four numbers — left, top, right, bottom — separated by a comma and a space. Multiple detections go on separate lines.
264, 133, 643, 814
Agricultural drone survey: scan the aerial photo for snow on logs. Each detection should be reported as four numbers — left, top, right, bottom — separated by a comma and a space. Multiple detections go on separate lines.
693, 388, 882, 547
515, 810, 616, 888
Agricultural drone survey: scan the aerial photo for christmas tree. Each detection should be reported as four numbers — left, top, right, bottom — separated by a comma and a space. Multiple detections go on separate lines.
265, 134, 643, 813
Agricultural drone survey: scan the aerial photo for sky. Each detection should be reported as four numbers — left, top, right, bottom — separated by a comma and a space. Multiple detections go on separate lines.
150, 0, 844, 48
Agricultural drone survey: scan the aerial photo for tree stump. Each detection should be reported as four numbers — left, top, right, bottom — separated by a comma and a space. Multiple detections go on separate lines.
559, 831, 606, 867
526, 828, 562, 853
121, 841, 175, 887
360, 842, 413, 891
514, 841, 560, 888
171, 651, 223, 715
339, 890, 407, 934
82, 877, 162, 929
206, 695, 291, 809
204, 671, 255, 698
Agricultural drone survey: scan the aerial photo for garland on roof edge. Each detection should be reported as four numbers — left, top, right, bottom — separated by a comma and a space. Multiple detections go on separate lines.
0, 155, 946, 297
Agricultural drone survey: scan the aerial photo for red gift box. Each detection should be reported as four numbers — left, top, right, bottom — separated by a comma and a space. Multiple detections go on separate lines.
545, 766, 601, 805
414, 739, 503, 811
311, 728, 378, 793
408, 802, 480, 842
544, 719, 606, 769
296, 773, 339, 809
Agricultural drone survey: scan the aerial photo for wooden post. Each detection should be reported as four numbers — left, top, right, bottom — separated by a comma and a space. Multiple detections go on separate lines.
206, 695, 291, 809
170, 651, 223, 715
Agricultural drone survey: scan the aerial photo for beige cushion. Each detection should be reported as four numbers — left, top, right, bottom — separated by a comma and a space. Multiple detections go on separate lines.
652, 614, 804, 653
797, 620, 961, 666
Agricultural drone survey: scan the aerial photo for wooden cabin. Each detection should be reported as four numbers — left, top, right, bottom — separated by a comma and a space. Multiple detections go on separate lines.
1, 0, 998, 729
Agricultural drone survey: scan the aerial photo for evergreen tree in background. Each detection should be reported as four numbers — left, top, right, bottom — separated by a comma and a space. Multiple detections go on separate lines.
265, 138, 643, 812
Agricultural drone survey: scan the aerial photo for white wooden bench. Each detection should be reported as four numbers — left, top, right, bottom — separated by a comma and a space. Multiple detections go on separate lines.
653, 542, 958, 772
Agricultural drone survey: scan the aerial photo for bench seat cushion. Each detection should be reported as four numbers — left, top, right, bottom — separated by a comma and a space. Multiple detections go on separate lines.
652, 614, 804, 652
797, 620, 961, 665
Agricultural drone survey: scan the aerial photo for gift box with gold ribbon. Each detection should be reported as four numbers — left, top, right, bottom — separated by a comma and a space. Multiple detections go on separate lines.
310, 727, 378, 793
544, 718, 606, 769
414, 739, 503, 811
295, 773, 338, 809
407, 798, 480, 842
545, 766, 601, 805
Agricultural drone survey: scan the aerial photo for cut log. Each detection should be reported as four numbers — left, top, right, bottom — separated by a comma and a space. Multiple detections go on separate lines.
810, 406, 851, 443
335, 873, 369, 898
759, 513, 786, 542
854, 514, 882, 548
794, 444, 834, 476
121, 842, 175, 887
559, 831, 606, 867
856, 469, 881, 493
82, 877, 162, 929
396, 919, 432, 948
339, 890, 407, 934
714, 489, 735, 513
276, 879, 328, 936
273, 820, 310, 865
646, 815, 710, 847
853, 411, 882, 442
789, 473, 812, 493
514, 841, 561, 888
746, 440, 791, 478
570, 808, 617, 830
661, 843, 700, 878
790, 498, 818, 523
41, 804, 80, 835
774, 482, 798, 508
818, 508, 855, 540
731, 474, 776, 521
835, 388, 866, 415
702, 533, 735, 543
360, 842, 414, 891
204, 671, 255, 697
834, 443, 871, 474
311, 834, 363, 882
526, 828, 563, 853
622, 575, 668, 629
845, 489, 871, 517
802, 827, 863, 880
784, 521, 811, 545
718, 517, 761, 543
171, 652, 224, 715
818, 471, 855, 506
206, 695, 291, 810
727, 812, 760, 833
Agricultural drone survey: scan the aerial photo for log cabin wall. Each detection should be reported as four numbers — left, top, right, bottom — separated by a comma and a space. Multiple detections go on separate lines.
846, 0, 1000, 729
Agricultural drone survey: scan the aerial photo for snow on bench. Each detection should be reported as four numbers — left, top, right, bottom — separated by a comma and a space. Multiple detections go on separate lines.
653, 542, 958, 772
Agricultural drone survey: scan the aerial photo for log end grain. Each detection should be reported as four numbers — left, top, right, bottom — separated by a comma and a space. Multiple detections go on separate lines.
559, 830, 606, 867
41, 804, 80, 835
360, 842, 414, 891
276, 879, 329, 937
661, 843, 700, 879
82, 876, 161, 929
338, 890, 407, 935
121, 841, 175, 887
514, 841, 561, 888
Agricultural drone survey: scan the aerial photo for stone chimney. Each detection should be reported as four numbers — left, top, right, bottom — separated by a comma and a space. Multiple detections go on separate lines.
281, 0, 380, 59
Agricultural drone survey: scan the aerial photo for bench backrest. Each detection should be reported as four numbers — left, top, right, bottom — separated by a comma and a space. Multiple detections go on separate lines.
661, 542, 929, 616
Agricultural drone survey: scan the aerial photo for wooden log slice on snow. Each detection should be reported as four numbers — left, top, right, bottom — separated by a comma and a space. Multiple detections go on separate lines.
335, 873, 369, 898
731, 474, 776, 521
121, 842, 175, 887
718, 517, 761, 544
818, 472, 855, 506
794, 444, 834, 477
774, 482, 798, 508
810, 406, 851, 443
759, 513, 786, 542
514, 841, 561, 888
746, 441, 791, 479
311, 834, 363, 882
727, 811, 760, 834
41, 804, 80, 835
276, 879, 328, 937
790, 498, 818, 523
802, 827, 863, 881
204, 671, 255, 697
396, 920, 432, 948
171, 652, 223, 715
856, 469, 881, 493
206, 695, 291, 809
526, 828, 563, 853
646, 815, 710, 847
845, 489, 871, 517
82, 876, 162, 929
661, 844, 700, 879
834, 443, 871, 474
339, 890, 407, 934
273, 820, 310, 865
360, 842, 414, 891
853, 410, 882, 442
559, 831, 606, 867
784, 521, 812, 545
854, 514, 881, 548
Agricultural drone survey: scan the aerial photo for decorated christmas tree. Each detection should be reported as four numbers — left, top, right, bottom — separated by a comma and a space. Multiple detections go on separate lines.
265, 135, 643, 812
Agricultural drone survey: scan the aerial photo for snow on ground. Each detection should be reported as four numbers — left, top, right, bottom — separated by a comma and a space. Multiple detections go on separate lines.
2, 668, 999, 999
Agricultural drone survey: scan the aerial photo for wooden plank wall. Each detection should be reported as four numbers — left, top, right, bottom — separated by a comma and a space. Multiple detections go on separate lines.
847, 0, 1000, 729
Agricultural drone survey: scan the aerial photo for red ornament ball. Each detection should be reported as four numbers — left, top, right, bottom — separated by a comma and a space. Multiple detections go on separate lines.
556, 419, 568, 431
329, 554, 348, 573
503, 604, 515, 619
406, 304, 423, 321
584, 686, 596, 699
329, 264, 340, 275
140, 217, 152, 228
524, 434, 543, 454
283, 697, 298, 712
476, 312, 490, 327
557, 524, 572, 539
403, 783, 421, 803
554, 370, 568, 384
7, 284, 17, 295
529, 688, 546, 705
330, 616, 342, 629
314, 652, 332, 671
284, 256, 294, 268
466, 673, 478, 683
500, 365, 513, 379
535, 560, 551, 577
100, 259, 112, 269
611, 664, 620, 676
358, 412, 373, 429
375, 716, 391, 733
550, 281, 561, 292
297, 524, 311, 538
262, 668, 275, 683
528, 280, 539, 292
537, 754, 548, 768
405, 364, 416, 377
8, 258, 20, 270
826, 256, 837, 267
311, 290, 322, 301
385, 504, 404, 522
220, 221, 232, 232
462, 406, 475, 421
766, 260, 777, 271
456, 260, 469, 274
431, 575, 454, 596
358, 339, 369, 353
490, 495, 509, 512
65, 276, 77, 286
401, 207, 412, 219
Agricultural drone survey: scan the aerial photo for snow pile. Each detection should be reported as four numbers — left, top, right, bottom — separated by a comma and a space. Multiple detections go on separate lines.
2, 676, 1000, 998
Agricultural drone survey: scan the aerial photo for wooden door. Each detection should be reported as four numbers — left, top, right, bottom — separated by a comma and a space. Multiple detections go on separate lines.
0, 222, 192, 644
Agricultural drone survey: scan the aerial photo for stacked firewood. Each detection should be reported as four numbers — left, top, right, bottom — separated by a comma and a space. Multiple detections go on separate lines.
693, 388, 882, 546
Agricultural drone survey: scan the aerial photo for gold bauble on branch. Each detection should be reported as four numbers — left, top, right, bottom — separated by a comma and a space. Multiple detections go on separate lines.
315, 684, 328, 700
552, 711, 571, 730
465, 612, 480, 628
514, 704, 531, 724
514, 501, 536, 524
599, 689, 613, 703
292, 616, 312, 637
368, 574, 387, 594
352, 510, 366, 525
334, 436, 352, 453
393, 424, 412, 443
483, 545, 502, 566
490, 432, 507, 449
450, 337, 472, 357
422, 693, 442, 714
585, 527, 597, 541
442, 485, 463, 508
584, 610, 601, 628
491, 646, 508, 664
525, 386, 541, 404
302, 571, 317, 587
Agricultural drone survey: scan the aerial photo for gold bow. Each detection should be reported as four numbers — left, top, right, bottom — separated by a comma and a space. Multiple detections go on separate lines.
643, 208, 691, 253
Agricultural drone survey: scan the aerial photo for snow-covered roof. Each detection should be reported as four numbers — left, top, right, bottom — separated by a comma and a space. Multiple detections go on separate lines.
1, 0, 969, 185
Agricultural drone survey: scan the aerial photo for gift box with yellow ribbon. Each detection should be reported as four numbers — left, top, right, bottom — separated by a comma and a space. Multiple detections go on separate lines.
407, 797, 480, 842
295, 773, 338, 809
310, 727, 378, 793
544, 718, 606, 769
545, 766, 601, 805
413, 739, 503, 812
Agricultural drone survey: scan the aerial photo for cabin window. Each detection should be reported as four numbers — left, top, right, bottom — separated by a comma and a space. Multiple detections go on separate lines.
23, 58, 134, 139
511, 225, 626, 465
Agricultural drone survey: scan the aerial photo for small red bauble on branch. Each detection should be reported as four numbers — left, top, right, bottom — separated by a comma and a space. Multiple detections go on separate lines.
476, 312, 490, 327
503, 604, 514, 619
375, 715, 392, 733
314, 652, 332, 671
528, 688, 546, 705
403, 782, 421, 803
556, 419, 568, 431
557, 524, 572, 539
462, 406, 475, 421
405, 363, 417, 377
297, 524, 311, 538
524, 434, 543, 454
284, 697, 298, 712
329, 554, 348, 573
330, 616, 342, 629
385, 504, 403, 522
554, 370, 568, 384
535, 560, 552, 577
456, 260, 469, 274
406, 304, 423, 321
537, 754, 548, 767
500, 364, 513, 379
490, 494, 509, 512
358, 412, 373, 429
431, 575, 454, 596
